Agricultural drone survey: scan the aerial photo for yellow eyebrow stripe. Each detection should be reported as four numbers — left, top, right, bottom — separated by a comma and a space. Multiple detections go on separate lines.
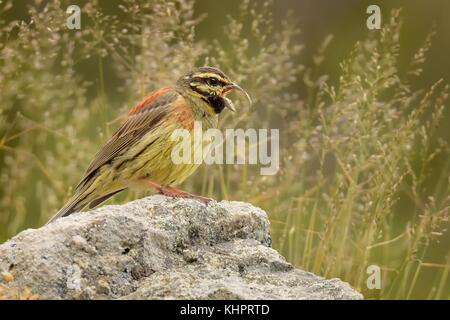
194, 72, 228, 83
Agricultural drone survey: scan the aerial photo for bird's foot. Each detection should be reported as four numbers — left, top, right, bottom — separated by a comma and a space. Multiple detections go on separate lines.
139, 178, 212, 204
158, 186, 212, 204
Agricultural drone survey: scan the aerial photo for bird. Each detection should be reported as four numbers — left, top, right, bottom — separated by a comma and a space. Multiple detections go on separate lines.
47, 67, 251, 224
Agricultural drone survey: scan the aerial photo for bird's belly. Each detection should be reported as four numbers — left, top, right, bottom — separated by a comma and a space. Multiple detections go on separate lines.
114, 131, 204, 187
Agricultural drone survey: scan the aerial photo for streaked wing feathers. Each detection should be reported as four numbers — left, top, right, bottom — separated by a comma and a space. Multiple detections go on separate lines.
75, 88, 178, 191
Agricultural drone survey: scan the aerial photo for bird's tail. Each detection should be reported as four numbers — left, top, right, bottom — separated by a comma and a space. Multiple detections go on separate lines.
46, 193, 88, 225
46, 188, 126, 224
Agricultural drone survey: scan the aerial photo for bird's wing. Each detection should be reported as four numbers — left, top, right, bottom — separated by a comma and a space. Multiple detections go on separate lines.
75, 87, 179, 191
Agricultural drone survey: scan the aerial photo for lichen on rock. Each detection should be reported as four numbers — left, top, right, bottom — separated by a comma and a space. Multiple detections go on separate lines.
0, 195, 362, 300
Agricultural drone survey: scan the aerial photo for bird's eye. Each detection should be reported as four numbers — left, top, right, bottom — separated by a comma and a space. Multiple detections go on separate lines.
207, 77, 219, 86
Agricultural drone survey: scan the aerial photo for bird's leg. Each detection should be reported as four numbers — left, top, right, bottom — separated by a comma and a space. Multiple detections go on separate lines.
139, 178, 212, 203
162, 185, 213, 203
139, 178, 164, 192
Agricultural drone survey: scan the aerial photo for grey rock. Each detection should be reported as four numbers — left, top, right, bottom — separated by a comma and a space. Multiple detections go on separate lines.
0, 195, 362, 300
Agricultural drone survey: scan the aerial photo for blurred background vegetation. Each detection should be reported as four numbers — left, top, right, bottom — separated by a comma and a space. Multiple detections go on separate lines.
1, 0, 449, 299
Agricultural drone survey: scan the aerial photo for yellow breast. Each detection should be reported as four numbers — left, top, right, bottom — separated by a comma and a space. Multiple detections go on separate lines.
117, 111, 217, 187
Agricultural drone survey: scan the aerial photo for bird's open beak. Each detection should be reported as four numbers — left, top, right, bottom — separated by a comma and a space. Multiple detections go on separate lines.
221, 83, 252, 112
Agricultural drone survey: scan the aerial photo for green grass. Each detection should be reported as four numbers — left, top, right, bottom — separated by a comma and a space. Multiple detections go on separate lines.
0, 1, 449, 299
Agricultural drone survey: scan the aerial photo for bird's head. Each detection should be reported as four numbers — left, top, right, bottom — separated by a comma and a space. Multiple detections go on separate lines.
176, 66, 252, 114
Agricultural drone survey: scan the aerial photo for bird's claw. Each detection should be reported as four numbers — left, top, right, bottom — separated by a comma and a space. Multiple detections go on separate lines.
158, 187, 212, 204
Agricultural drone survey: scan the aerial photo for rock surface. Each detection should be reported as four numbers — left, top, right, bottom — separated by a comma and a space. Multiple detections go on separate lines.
0, 195, 362, 300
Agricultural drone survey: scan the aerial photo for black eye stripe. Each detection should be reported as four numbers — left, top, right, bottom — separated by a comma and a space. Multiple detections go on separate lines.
191, 76, 226, 86
208, 78, 219, 86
